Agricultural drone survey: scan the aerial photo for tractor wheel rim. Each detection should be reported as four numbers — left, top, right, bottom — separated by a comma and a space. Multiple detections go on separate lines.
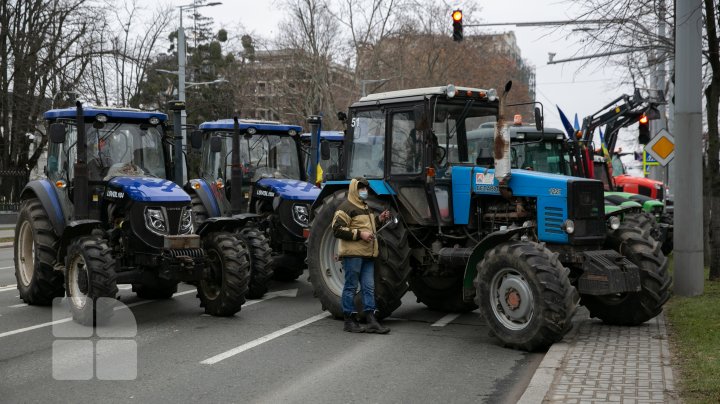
490, 268, 534, 331
68, 254, 89, 310
201, 250, 222, 300
17, 221, 35, 287
319, 224, 344, 296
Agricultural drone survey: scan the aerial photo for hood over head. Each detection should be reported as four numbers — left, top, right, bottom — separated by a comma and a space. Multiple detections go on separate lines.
348, 177, 369, 208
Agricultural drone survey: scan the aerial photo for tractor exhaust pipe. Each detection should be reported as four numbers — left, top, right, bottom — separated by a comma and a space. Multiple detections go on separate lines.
494, 81, 513, 182
231, 116, 243, 215
74, 101, 89, 220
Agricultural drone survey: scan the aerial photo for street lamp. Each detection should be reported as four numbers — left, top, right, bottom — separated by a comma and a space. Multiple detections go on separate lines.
175, 0, 222, 182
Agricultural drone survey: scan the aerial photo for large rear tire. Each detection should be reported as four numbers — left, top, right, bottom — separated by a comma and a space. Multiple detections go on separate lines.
409, 273, 478, 313
307, 190, 411, 319
65, 236, 119, 326
475, 241, 578, 352
14, 198, 65, 305
237, 226, 273, 299
198, 232, 251, 316
580, 225, 671, 325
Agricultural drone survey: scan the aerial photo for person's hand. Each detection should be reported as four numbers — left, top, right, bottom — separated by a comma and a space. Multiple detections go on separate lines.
379, 210, 391, 223
360, 231, 374, 242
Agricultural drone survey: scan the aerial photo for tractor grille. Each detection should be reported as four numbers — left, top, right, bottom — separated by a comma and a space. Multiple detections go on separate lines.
570, 180, 604, 219
544, 206, 564, 234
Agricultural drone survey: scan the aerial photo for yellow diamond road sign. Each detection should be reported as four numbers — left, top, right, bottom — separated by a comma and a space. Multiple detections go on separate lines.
644, 128, 675, 166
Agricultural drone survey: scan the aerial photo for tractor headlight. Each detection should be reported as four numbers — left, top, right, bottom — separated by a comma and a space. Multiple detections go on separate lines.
607, 215, 621, 230
562, 219, 575, 234
179, 207, 193, 234
292, 204, 309, 226
149, 117, 160, 125
145, 207, 167, 235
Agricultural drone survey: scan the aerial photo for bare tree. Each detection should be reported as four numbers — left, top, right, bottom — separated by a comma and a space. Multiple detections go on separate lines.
0, 0, 99, 204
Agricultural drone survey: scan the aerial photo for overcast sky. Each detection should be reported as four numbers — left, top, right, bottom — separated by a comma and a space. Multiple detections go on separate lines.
168, 0, 636, 131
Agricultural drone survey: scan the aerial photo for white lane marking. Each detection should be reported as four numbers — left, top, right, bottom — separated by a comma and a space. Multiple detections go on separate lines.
9, 303, 27, 308
200, 312, 331, 365
117, 285, 132, 290
0, 289, 197, 339
0, 266, 13, 270
431, 313, 461, 327
0, 285, 17, 293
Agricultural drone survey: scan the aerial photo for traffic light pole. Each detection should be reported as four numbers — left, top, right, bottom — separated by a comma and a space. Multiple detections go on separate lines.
673, 0, 704, 296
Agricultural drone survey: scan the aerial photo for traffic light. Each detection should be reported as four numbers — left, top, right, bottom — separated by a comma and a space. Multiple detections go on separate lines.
638, 114, 650, 144
452, 9, 463, 42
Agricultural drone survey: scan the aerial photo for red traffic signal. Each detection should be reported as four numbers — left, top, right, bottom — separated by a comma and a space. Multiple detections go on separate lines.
639, 114, 649, 124
638, 114, 650, 144
452, 9, 463, 42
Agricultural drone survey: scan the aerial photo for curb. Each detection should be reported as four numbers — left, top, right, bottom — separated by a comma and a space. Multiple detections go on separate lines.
517, 319, 580, 404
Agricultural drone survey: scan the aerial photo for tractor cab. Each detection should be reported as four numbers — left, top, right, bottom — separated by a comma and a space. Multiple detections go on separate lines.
300, 131, 344, 181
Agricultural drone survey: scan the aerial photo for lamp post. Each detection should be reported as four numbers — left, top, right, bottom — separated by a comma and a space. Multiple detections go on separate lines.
175, 1, 222, 182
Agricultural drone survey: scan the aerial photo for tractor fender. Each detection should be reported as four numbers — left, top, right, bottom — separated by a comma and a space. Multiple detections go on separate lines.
605, 204, 642, 218
20, 180, 66, 236
186, 179, 222, 217
461, 225, 533, 302
58, 219, 104, 262
196, 216, 257, 236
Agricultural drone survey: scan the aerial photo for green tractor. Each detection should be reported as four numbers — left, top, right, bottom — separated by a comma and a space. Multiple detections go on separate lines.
306, 83, 670, 351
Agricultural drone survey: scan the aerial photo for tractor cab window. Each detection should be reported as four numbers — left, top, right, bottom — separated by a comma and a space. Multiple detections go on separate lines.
433, 103, 497, 166
242, 134, 299, 181
348, 109, 385, 179
88, 123, 166, 180
513, 139, 571, 174
611, 155, 625, 175
47, 122, 166, 181
390, 111, 421, 175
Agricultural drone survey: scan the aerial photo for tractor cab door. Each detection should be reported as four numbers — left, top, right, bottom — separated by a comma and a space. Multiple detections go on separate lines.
384, 107, 440, 226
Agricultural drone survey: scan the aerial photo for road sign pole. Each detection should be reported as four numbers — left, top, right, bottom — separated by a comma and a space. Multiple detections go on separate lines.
673, 0, 704, 296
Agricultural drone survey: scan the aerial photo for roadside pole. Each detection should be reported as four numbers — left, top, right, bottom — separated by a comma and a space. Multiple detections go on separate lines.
673, 0, 704, 296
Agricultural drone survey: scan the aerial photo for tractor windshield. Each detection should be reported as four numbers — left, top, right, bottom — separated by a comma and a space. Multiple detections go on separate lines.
48, 122, 167, 181
202, 132, 300, 182
511, 140, 571, 174
433, 102, 498, 165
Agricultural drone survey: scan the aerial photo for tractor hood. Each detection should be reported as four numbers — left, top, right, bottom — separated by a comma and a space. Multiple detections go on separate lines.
255, 178, 320, 201
107, 177, 191, 203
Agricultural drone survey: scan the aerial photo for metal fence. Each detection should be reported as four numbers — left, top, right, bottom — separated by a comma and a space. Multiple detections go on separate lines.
0, 170, 30, 212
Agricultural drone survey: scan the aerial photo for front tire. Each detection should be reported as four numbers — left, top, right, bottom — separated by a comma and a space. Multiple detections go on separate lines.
475, 241, 578, 352
65, 236, 118, 326
307, 190, 411, 319
198, 232, 250, 316
14, 198, 64, 305
237, 226, 273, 299
581, 225, 671, 325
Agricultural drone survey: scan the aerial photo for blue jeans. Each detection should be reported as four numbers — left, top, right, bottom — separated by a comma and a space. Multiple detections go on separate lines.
341, 257, 376, 314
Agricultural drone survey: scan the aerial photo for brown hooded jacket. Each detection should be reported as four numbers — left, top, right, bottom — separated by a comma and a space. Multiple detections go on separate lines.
331, 178, 379, 258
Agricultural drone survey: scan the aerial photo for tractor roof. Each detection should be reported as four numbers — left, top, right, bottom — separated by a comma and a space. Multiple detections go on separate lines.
300, 131, 344, 142
43, 106, 167, 121
358, 85, 496, 103
199, 119, 302, 134
467, 124, 567, 141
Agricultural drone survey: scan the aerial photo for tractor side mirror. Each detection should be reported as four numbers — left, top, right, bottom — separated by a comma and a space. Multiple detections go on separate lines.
320, 140, 331, 161
190, 130, 203, 150
534, 107, 544, 131
49, 123, 66, 144
210, 136, 222, 153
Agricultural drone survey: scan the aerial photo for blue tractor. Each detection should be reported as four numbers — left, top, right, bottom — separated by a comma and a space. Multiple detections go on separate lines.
14, 103, 252, 324
306, 82, 670, 351
187, 118, 318, 297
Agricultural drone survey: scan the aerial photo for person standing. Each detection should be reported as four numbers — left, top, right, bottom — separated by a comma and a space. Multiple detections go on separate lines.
332, 177, 391, 334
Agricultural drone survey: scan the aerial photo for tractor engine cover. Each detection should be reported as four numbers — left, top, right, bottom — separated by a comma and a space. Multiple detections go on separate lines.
577, 250, 641, 295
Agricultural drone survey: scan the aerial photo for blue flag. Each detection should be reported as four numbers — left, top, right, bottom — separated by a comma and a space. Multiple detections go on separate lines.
573, 113, 580, 131
556, 105, 575, 138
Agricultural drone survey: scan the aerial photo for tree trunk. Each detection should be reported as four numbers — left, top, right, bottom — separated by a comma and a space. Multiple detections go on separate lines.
706, 80, 720, 280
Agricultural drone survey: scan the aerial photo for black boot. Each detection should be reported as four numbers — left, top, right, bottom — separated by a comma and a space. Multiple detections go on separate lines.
344, 313, 365, 333
365, 311, 390, 334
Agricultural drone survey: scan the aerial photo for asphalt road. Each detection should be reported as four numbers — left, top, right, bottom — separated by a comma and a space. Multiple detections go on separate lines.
0, 246, 542, 403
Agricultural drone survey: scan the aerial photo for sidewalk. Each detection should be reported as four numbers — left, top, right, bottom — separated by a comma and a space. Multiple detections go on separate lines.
520, 308, 679, 403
